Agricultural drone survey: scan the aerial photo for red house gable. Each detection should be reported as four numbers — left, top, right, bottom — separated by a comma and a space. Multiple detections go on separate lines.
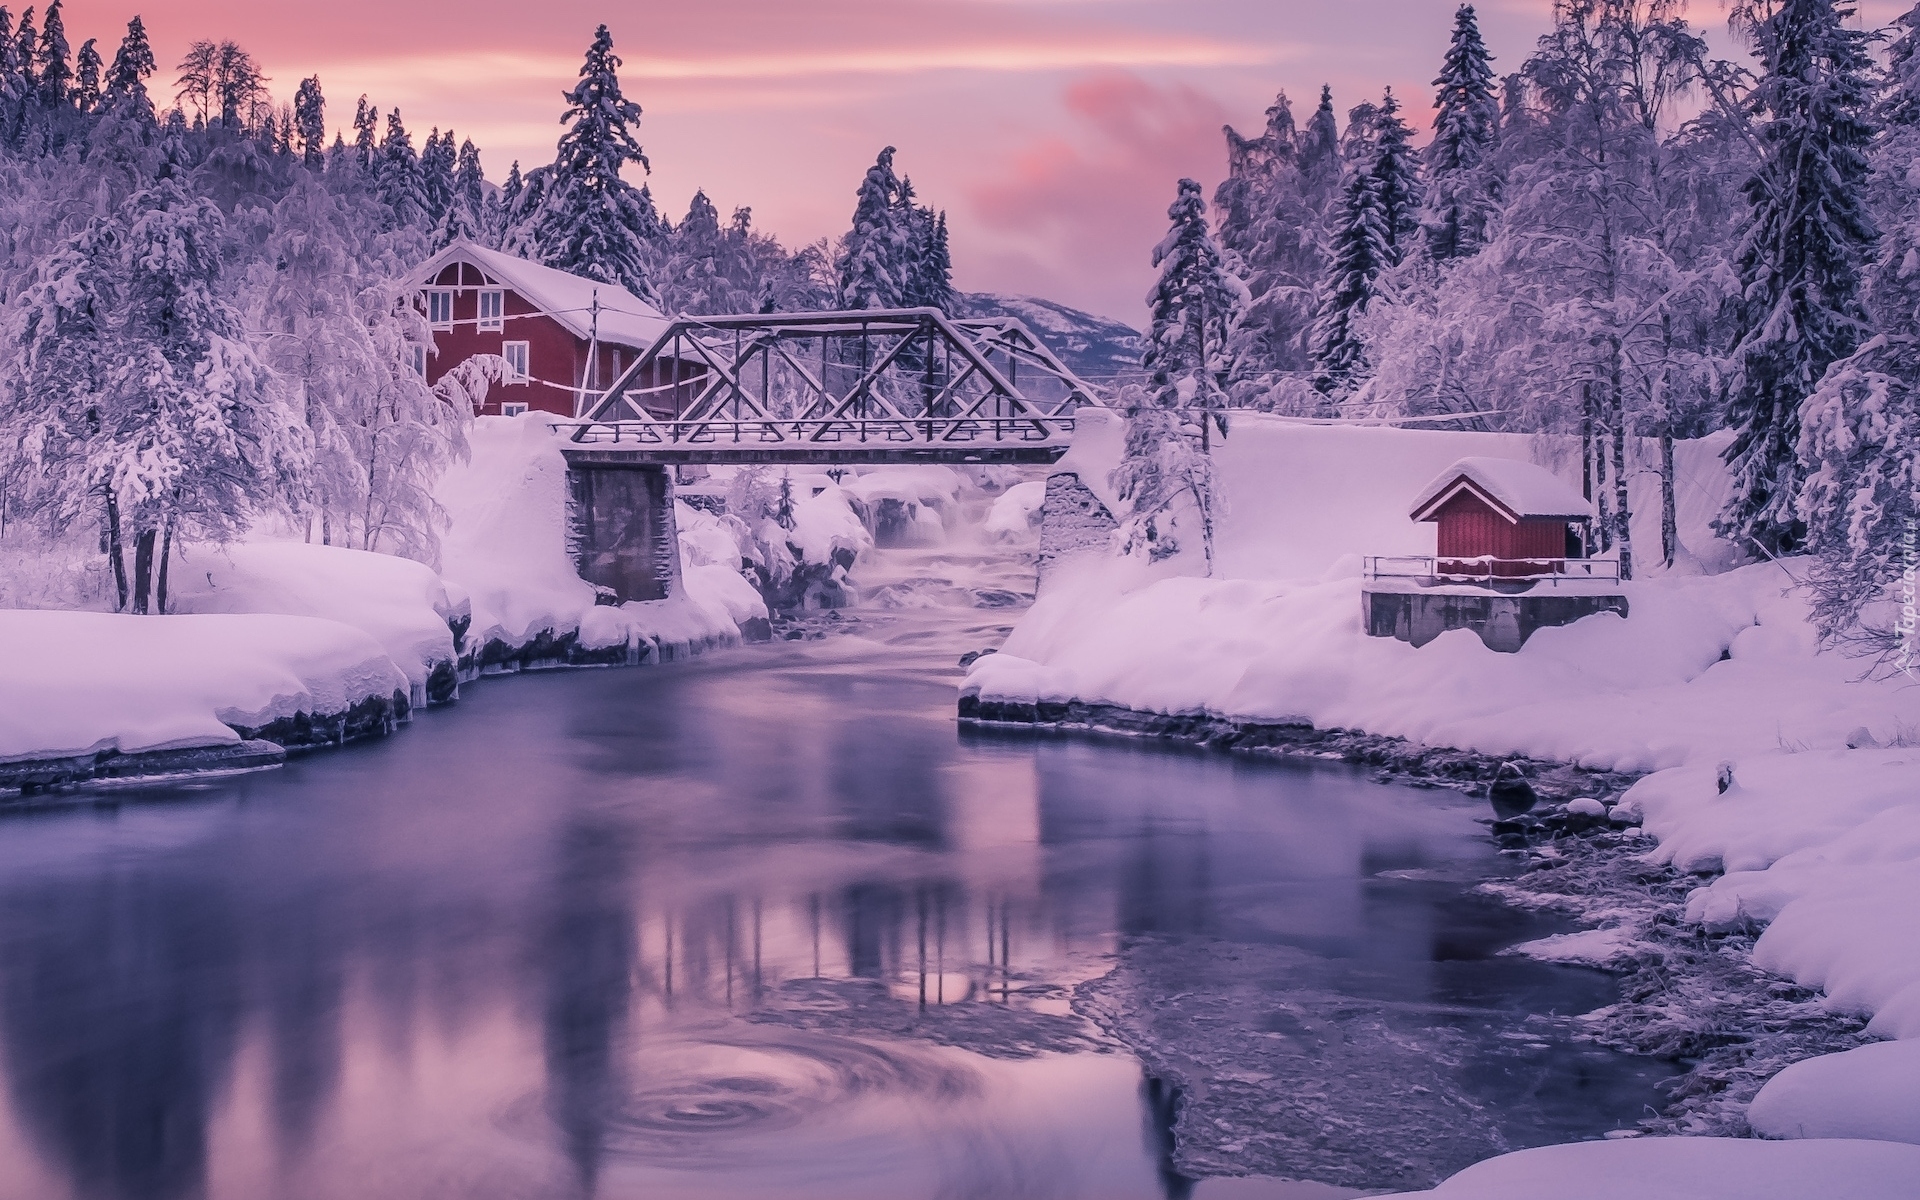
410, 241, 700, 419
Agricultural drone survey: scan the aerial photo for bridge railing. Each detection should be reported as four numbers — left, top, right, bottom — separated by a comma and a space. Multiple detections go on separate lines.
560, 416, 1077, 447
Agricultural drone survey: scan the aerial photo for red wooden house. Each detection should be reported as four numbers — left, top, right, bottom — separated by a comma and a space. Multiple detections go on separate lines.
409, 240, 703, 419
1408, 457, 1593, 577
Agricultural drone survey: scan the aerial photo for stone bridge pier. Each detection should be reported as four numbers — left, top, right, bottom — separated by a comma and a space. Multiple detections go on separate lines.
562, 451, 682, 603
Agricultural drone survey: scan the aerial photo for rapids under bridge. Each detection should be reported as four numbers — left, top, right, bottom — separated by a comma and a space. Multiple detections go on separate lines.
556, 308, 1100, 603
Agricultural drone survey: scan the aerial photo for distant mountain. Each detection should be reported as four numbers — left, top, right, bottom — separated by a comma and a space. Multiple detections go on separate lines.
956, 293, 1144, 386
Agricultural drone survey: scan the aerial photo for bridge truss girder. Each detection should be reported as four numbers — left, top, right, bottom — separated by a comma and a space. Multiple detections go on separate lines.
576, 309, 1098, 435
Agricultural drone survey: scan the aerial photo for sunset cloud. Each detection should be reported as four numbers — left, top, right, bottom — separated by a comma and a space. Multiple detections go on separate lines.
963, 72, 1233, 322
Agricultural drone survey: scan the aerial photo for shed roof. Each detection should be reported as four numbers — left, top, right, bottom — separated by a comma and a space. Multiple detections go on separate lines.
410, 240, 672, 351
1409, 456, 1593, 523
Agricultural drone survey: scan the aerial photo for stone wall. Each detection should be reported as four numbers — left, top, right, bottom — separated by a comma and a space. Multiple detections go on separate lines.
1363, 588, 1628, 653
1036, 471, 1119, 584
565, 462, 682, 603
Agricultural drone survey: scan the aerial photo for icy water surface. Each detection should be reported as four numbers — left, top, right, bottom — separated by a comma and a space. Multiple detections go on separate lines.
0, 552, 1673, 1200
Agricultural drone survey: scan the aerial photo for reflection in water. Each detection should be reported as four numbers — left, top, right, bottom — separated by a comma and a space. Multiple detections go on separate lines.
0, 634, 1665, 1200
543, 818, 636, 1198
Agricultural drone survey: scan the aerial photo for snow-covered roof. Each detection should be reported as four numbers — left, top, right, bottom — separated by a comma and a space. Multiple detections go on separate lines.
1409, 457, 1593, 523
410, 240, 673, 351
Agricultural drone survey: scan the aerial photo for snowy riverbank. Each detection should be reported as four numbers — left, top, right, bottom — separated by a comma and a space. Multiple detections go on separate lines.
962, 414, 1920, 1188
0, 415, 755, 784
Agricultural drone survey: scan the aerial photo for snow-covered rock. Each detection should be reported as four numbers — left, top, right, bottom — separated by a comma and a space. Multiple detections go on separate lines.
168, 540, 462, 701
1376, 1136, 1920, 1200
841, 466, 961, 547
985, 480, 1048, 543
1748, 1039, 1920, 1145
0, 609, 408, 762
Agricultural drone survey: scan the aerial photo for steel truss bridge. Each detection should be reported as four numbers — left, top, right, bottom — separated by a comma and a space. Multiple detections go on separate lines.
563, 308, 1098, 464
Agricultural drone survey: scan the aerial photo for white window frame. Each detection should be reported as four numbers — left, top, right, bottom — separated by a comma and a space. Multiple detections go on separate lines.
426, 289, 455, 330
502, 341, 530, 384
408, 342, 429, 377
501, 402, 529, 417
477, 288, 505, 332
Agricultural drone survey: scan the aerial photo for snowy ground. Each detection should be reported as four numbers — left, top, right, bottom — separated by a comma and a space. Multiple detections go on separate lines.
962, 413, 1920, 1193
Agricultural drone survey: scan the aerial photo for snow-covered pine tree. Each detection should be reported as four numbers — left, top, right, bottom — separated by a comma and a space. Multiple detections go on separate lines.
1217, 89, 1344, 401
434, 137, 485, 248
1311, 159, 1389, 399
1371, 88, 1422, 264
837, 146, 910, 309
1109, 179, 1245, 571
352, 96, 376, 170
294, 75, 324, 168
663, 187, 728, 313
1301, 86, 1341, 199
72, 36, 97, 111
1424, 4, 1500, 260
1145, 178, 1245, 437
8, 7, 36, 152
376, 108, 430, 229
0, 11, 20, 144
420, 128, 456, 232
912, 210, 956, 313
1794, 1, 1920, 656
488, 159, 523, 244
102, 15, 153, 115
523, 24, 662, 303
1719, 0, 1877, 556
35, 0, 65, 106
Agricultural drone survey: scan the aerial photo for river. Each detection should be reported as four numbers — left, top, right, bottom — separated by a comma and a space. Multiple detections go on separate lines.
0, 540, 1674, 1200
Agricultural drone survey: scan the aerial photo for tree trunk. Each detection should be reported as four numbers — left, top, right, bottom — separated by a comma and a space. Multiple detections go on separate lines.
1593, 415, 1612, 554
1658, 312, 1678, 570
1610, 347, 1633, 582
131, 528, 157, 614
1580, 384, 1594, 502
1660, 426, 1677, 570
104, 492, 129, 612
156, 524, 173, 615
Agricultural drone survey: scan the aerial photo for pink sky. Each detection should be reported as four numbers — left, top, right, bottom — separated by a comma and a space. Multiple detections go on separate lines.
84, 0, 1908, 324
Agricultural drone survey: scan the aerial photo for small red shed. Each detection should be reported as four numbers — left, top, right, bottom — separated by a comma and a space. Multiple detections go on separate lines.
409, 240, 704, 419
1409, 457, 1593, 577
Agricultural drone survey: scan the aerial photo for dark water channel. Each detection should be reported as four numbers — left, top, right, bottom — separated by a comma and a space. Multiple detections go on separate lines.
0, 631, 1673, 1200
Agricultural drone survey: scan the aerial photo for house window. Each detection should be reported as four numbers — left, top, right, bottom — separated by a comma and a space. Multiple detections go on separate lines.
408, 342, 428, 377
477, 289, 504, 332
502, 341, 530, 383
426, 289, 455, 329
611, 349, 623, 378
501, 403, 529, 417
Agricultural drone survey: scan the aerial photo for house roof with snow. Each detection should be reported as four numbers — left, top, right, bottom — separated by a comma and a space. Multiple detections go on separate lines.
410, 239, 672, 351
1409, 457, 1594, 523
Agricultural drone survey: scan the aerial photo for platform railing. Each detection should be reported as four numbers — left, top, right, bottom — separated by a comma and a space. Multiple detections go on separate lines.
1363, 555, 1623, 588
558, 415, 1075, 447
